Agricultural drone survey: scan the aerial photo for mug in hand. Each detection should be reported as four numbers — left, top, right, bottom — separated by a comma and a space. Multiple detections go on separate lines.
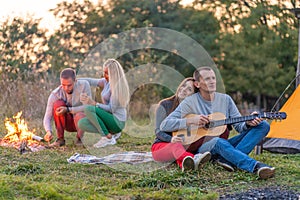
80, 93, 88, 103
80, 93, 87, 98
177, 134, 185, 142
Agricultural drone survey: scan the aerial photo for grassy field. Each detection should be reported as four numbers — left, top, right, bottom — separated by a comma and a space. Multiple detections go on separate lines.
0, 129, 299, 200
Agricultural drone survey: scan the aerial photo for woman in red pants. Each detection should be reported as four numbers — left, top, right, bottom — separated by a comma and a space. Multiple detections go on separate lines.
151, 77, 211, 172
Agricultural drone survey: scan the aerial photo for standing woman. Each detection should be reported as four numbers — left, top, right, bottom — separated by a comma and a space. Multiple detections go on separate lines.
78, 59, 130, 148
151, 78, 211, 172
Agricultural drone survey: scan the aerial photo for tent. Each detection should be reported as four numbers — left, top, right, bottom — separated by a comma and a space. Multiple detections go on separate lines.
263, 86, 300, 154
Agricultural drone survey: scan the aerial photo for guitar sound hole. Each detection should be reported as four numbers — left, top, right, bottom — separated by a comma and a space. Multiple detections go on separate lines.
205, 122, 210, 129
205, 122, 214, 128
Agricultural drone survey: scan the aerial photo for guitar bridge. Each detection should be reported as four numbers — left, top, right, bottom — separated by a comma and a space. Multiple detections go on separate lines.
187, 126, 191, 137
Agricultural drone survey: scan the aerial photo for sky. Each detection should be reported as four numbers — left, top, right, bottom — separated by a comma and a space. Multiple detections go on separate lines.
0, 0, 63, 30
0, 0, 100, 32
0, 0, 193, 33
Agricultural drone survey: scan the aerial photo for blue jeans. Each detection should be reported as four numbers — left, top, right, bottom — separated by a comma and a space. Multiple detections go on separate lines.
197, 121, 270, 172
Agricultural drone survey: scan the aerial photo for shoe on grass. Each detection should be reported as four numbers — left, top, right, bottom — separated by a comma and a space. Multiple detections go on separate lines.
182, 156, 195, 172
194, 152, 211, 170
75, 138, 84, 147
215, 159, 235, 172
113, 132, 122, 140
254, 162, 275, 179
93, 137, 116, 148
49, 138, 65, 147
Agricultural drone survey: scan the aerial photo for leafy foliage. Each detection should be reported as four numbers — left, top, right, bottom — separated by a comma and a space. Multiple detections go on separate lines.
0, 17, 49, 79
210, 0, 298, 110
0, 0, 299, 114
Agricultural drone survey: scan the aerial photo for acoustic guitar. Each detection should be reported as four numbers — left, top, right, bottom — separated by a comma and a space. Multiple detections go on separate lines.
173, 112, 287, 145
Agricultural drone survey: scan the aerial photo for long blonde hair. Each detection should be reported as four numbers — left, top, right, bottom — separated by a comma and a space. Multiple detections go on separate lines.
104, 59, 130, 108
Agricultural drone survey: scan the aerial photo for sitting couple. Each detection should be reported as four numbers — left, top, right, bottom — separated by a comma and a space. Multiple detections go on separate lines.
152, 67, 275, 179
43, 59, 129, 148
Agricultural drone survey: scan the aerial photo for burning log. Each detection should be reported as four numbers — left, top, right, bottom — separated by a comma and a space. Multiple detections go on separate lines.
20, 139, 28, 154
0, 112, 45, 153
32, 135, 44, 142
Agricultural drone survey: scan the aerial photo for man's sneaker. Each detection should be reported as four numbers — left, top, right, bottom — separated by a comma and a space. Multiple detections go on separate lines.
194, 152, 211, 170
215, 159, 235, 172
113, 132, 122, 140
93, 137, 117, 148
182, 156, 195, 172
49, 138, 65, 147
254, 162, 275, 179
75, 138, 84, 147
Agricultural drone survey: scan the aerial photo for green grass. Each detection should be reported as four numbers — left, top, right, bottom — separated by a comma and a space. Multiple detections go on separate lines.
0, 130, 299, 200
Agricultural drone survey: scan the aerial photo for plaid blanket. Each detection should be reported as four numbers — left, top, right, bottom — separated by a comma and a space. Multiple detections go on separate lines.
67, 151, 154, 165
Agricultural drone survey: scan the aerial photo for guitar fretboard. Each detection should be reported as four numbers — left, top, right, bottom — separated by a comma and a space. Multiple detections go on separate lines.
210, 113, 271, 128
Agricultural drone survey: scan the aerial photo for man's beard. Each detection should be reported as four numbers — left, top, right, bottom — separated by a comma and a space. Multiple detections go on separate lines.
66, 90, 73, 94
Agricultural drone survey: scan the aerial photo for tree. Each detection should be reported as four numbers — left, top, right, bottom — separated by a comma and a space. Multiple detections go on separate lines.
47, 0, 100, 73
193, 0, 298, 110
48, 0, 221, 104
0, 17, 48, 80
48, 0, 220, 71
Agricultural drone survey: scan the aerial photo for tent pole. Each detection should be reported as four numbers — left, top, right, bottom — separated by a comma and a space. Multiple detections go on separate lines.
290, 8, 300, 87
272, 8, 300, 112
270, 73, 300, 112
297, 14, 300, 86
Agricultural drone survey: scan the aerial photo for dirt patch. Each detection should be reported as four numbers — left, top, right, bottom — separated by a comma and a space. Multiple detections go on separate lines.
219, 186, 300, 200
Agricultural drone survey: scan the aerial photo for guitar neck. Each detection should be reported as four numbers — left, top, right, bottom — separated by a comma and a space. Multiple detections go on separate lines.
176, 112, 285, 145
213, 114, 260, 127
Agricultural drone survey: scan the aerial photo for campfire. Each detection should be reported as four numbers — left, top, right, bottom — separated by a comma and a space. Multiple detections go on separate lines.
0, 112, 45, 153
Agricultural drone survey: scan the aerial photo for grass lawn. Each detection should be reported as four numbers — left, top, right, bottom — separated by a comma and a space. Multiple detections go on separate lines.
0, 130, 299, 200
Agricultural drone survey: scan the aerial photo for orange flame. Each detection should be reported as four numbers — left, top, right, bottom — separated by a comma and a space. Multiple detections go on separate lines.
4, 111, 35, 143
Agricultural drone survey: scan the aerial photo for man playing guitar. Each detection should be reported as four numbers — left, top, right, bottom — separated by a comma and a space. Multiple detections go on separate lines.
160, 67, 277, 179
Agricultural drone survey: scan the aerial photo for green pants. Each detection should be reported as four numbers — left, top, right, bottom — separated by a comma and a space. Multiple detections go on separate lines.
78, 106, 125, 136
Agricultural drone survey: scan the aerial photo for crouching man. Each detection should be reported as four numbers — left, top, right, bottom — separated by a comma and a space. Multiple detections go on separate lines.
43, 68, 92, 147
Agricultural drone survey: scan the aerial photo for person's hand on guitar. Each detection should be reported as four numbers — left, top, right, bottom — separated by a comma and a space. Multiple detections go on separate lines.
186, 114, 210, 128
246, 111, 263, 127
171, 136, 184, 143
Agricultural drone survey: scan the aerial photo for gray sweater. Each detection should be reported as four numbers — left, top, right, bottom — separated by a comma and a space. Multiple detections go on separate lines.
43, 80, 92, 133
79, 78, 127, 122
160, 92, 248, 133
153, 98, 175, 144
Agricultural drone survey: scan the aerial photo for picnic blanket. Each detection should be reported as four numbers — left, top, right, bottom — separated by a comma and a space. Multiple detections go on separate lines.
67, 151, 154, 165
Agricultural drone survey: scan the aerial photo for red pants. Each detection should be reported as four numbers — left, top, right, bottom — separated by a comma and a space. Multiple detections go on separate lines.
53, 100, 85, 139
151, 142, 194, 168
